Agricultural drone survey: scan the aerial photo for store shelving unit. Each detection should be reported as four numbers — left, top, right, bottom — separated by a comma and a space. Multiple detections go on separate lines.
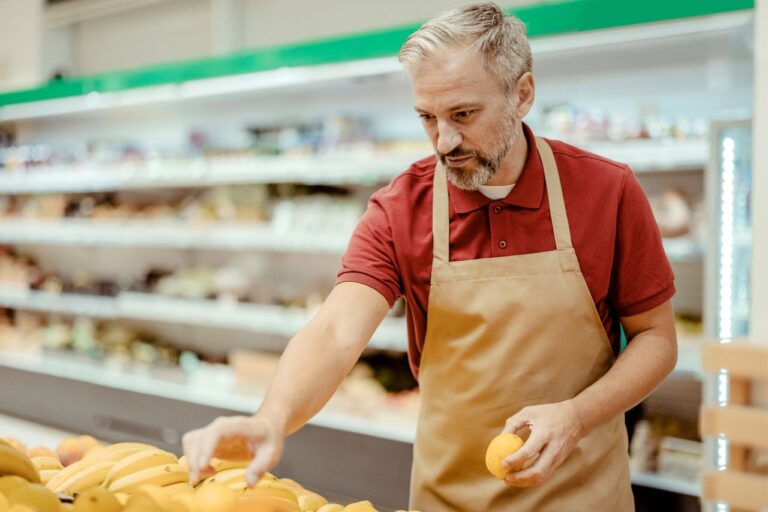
0, 153, 427, 194
0, 288, 407, 351
631, 470, 701, 497
0, 2, 756, 507
0, 220, 705, 264
0, 220, 352, 253
0, 139, 706, 195
0, 350, 701, 499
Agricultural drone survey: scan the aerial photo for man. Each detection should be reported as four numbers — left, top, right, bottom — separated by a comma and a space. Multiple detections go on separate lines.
183, 3, 678, 510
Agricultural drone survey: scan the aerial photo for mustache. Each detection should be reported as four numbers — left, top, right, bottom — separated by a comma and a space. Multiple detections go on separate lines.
439, 148, 475, 161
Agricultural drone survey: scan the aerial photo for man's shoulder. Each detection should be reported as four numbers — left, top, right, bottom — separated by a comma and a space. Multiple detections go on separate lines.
371, 154, 437, 207
545, 137, 631, 180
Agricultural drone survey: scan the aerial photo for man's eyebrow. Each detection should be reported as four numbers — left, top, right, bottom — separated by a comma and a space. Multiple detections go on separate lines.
413, 104, 482, 114
449, 103, 482, 111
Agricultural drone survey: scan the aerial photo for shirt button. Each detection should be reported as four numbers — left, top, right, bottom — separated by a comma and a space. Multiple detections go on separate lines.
493, 205, 502, 213
499, 240, 508, 249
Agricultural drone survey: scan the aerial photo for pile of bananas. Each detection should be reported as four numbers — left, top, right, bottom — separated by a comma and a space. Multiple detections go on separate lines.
0, 437, 417, 512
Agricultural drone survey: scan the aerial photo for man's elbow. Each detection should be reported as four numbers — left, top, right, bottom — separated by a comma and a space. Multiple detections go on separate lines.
661, 332, 678, 378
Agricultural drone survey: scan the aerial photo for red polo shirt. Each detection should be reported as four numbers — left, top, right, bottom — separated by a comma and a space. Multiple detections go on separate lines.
338, 124, 675, 378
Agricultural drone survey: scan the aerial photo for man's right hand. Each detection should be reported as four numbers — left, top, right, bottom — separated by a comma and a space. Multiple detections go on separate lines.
182, 414, 285, 486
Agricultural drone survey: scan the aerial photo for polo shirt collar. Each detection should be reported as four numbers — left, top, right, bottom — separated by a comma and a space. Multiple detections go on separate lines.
447, 122, 545, 214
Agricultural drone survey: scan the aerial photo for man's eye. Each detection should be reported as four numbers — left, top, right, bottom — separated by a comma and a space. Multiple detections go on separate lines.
419, 113, 434, 121
454, 110, 474, 119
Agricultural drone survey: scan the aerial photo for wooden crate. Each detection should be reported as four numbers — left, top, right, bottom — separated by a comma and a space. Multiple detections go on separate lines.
700, 342, 768, 511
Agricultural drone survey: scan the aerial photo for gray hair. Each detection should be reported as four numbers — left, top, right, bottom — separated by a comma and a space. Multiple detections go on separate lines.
399, 2, 532, 93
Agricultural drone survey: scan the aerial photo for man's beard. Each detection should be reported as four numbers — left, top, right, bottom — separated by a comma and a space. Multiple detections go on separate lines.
440, 116, 517, 191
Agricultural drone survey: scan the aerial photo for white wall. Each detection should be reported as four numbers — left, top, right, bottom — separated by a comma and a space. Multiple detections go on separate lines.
243, 0, 543, 49
72, 0, 211, 75
752, 0, 767, 343
0, 0, 44, 91
47, 0, 545, 76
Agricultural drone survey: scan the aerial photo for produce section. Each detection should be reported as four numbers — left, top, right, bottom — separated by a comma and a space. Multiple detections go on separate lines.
0, 2, 760, 511
0, 436, 417, 511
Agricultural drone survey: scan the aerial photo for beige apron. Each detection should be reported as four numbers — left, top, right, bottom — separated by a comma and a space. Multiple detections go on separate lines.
409, 137, 634, 511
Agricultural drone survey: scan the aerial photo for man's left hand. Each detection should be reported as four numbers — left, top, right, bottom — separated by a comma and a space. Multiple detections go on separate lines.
501, 400, 585, 487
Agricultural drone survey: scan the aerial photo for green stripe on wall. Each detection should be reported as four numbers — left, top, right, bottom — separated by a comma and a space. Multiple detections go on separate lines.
0, 0, 754, 108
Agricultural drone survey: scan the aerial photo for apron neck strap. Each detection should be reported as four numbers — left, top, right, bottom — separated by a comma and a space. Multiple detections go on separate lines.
431, 136, 573, 264
535, 136, 573, 251
432, 162, 451, 264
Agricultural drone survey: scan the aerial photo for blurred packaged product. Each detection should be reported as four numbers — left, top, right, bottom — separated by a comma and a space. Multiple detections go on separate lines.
657, 436, 703, 483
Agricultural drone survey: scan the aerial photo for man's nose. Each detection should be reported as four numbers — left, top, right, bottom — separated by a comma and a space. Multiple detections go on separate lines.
436, 121, 462, 155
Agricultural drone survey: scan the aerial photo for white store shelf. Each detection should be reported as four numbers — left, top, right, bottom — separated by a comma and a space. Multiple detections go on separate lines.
676, 336, 704, 378
0, 153, 426, 194
584, 139, 708, 172
0, 289, 407, 352
0, 220, 709, 261
0, 288, 701, 374
663, 237, 705, 261
0, 351, 417, 444
0, 140, 707, 196
0, 220, 352, 253
0, 413, 77, 449
631, 470, 701, 497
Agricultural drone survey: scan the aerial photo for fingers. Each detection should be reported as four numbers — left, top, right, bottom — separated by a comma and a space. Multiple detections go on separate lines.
245, 421, 279, 486
182, 428, 209, 484
245, 443, 277, 486
505, 444, 558, 488
502, 429, 546, 473
184, 416, 280, 486
502, 408, 532, 436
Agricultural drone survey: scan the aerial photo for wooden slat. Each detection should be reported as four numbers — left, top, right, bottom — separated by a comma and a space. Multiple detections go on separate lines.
700, 405, 768, 451
703, 470, 768, 510
728, 378, 752, 471
729, 377, 751, 405
702, 342, 768, 380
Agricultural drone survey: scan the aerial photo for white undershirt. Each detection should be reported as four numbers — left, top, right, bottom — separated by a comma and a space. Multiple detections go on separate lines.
478, 183, 516, 200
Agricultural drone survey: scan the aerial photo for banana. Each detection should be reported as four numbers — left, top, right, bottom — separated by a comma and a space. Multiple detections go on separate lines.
227, 481, 248, 494
104, 449, 177, 487
209, 458, 249, 472
279, 478, 303, 490
317, 506, 344, 512
163, 482, 195, 495
81, 443, 154, 465
0, 444, 40, 483
90, 445, 155, 464
47, 442, 155, 492
50, 444, 154, 490
256, 479, 299, 493
51, 460, 116, 495
107, 463, 188, 493
201, 468, 246, 487
38, 469, 60, 485
245, 485, 299, 504
298, 491, 328, 511
31, 457, 63, 471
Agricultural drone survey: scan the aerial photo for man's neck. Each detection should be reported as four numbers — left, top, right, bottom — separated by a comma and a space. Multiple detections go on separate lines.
485, 125, 528, 186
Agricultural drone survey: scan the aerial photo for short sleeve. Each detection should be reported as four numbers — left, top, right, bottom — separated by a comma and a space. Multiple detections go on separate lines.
610, 166, 676, 317
336, 192, 402, 307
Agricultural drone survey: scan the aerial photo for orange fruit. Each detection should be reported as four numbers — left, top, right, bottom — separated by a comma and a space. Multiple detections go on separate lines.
485, 433, 524, 479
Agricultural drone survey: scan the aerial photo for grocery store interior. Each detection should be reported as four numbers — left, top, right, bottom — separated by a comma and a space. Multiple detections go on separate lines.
0, 0, 766, 511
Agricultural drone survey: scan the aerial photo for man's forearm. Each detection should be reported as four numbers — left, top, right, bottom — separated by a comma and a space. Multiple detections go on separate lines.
254, 283, 390, 437
570, 329, 677, 434
256, 320, 363, 436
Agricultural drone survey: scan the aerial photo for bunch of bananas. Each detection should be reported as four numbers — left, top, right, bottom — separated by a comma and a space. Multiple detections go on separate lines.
0, 436, 419, 512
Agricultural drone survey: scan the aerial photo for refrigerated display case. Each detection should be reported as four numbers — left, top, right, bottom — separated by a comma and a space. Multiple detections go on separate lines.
706, 120, 753, 339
